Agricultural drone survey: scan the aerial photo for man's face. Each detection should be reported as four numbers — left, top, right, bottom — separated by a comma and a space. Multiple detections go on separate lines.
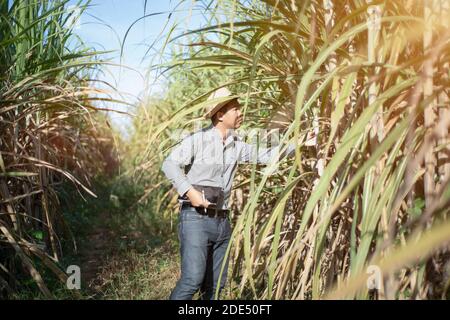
217, 99, 243, 129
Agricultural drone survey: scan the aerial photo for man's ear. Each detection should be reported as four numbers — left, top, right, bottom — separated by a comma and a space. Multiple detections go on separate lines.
216, 110, 224, 122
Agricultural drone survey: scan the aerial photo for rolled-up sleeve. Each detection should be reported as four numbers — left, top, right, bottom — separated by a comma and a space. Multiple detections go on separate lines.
161, 135, 195, 196
238, 141, 296, 165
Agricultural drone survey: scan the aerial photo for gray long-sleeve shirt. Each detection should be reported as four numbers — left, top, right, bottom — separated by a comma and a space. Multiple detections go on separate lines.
161, 124, 296, 210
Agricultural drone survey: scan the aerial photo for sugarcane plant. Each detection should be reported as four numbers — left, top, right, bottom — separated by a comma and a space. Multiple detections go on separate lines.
0, 0, 119, 298
147, 0, 450, 299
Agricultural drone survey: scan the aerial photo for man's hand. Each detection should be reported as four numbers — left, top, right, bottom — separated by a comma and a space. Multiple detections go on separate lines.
186, 187, 211, 208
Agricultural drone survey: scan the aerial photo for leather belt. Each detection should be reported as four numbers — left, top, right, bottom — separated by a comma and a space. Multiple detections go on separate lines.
180, 202, 229, 218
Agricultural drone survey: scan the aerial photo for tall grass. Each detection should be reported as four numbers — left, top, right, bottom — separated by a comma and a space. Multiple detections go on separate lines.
138, 0, 450, 299
0, 0, 119, 298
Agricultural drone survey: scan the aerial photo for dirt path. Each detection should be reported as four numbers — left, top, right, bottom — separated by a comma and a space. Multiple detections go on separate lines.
75, 211, 179, 299
79, 232, 115, 294
77, 212, 117, 296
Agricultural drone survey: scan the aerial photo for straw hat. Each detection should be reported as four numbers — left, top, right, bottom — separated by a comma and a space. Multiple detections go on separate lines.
204, 87, 238, 119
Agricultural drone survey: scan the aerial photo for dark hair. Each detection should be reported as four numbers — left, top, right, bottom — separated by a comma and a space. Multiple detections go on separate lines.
211, 112, 219, 123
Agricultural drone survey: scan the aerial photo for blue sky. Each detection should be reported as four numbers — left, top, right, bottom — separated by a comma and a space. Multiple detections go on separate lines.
68, 0, 207, 136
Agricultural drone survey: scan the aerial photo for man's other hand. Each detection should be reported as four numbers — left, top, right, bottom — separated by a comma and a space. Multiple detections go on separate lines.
186, 187, 211, 208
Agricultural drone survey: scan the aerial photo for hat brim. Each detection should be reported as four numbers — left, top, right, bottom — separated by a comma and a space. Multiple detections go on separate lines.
204, 97, 238, 119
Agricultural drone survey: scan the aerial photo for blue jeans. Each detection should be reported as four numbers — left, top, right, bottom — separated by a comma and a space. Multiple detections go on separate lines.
169, 206, 231, 300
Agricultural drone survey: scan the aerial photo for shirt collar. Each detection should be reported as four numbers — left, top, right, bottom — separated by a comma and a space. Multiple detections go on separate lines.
207, 124, 237, 147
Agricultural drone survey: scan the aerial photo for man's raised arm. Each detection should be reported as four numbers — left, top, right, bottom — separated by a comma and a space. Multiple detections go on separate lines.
238, 140, 296, 165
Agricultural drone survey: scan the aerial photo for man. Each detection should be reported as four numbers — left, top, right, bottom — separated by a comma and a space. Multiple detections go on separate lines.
162, 88, 295, 300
